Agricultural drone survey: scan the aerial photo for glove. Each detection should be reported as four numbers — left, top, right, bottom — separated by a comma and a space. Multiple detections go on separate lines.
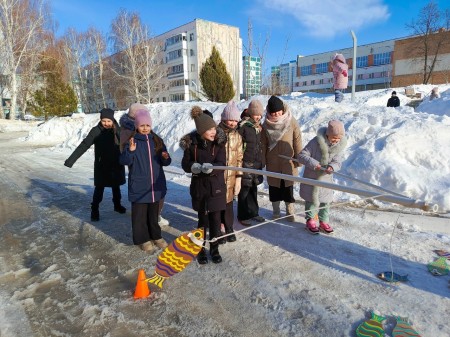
64, 160, 73, 168
191, 163, 202, 174
201, 163, 214, 174
325, 165, 334, 174
234, 177, 241, 196
342, 70, 348, 77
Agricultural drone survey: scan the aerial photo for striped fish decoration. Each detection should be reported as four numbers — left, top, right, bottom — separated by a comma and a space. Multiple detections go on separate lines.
147, 228, 204, 288
356, 311, 386, 337
392, 316, 421, 337
427, 257, 449, 276
433, 249, 450, 260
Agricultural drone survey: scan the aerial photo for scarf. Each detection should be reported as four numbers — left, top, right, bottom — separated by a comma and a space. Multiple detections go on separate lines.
263, 108, 292, 151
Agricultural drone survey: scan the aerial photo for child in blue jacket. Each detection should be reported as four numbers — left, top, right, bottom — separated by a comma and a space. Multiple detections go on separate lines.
120, 110, 171, 252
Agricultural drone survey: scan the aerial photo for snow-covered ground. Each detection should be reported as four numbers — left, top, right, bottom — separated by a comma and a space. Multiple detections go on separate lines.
0, 85, 449, 336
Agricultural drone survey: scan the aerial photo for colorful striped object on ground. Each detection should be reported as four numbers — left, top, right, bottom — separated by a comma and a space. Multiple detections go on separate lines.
356, 311, 386, 337
392, 316, 421, 337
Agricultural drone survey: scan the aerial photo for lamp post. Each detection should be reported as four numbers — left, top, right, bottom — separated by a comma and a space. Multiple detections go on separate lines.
351, 30, 357, 102
191, 80, 199, 101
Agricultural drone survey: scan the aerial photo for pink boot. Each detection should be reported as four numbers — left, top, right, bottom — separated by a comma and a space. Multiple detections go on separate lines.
319, 221, 334, 234
306, 219, 319, 234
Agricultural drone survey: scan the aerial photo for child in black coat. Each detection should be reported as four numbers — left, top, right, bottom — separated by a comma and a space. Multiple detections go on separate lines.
64, 108, 126, 221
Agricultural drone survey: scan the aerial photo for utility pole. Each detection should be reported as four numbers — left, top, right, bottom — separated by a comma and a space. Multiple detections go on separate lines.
351, 30, 357, 102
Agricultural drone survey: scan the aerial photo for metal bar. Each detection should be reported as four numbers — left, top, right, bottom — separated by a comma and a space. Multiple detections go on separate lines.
213, 165, 437, 212
277, 154, 407, 198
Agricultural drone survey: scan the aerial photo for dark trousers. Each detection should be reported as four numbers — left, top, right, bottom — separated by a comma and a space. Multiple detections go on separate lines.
131, 202, 161, 245
237, 183, 259, 221
221, 201, 234, 233
92, 186, 121, 207
269, 180, 295, 203
197, 207, 221, 242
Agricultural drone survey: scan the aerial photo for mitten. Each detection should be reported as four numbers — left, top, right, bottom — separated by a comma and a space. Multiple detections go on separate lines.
191, 163, 202, 174
201, 163, 214, 174
342, 70, 348, 77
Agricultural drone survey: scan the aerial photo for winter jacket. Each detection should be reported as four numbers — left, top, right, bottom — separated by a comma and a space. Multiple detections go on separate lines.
297, 127, 347, 204
238, 118, 263, 187
332, 60, 349, 90
387, 96, 400, 107
261, 105, 302, 188
180, 128, 227, 212
64, 121, 125, 187
218, 122, 243, 203
119, 113, 136, 153
120, 132, 171, 203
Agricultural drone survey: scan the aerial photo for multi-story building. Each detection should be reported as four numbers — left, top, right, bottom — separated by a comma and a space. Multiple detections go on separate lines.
242, 55, 261, 99
279, 60, 297, 93
293, 39, 395, 93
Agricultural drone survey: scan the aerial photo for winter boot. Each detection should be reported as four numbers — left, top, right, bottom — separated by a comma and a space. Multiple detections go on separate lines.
319, 221, 334, 234
272, 201, 281, 219
285, 202, 295, 222
113, 202, 126, 214
158, 215, 170, 226
226, 230, 237, 242
197, 248, 208, 264
306, 218, 319, 234
91, 204, 100, 222
210, 243, 222, 264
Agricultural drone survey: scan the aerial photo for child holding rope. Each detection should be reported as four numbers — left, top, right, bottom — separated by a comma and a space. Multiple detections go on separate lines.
297, 120, 347, 234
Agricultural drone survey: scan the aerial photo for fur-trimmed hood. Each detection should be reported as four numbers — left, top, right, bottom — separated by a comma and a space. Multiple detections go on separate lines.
119, 113, 135, 131
179, 127, 227, 151
316, 127, 347, 167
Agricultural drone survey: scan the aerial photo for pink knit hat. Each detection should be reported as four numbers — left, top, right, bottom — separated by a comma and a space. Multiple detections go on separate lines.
333, 53, 346, 63
326, 120, 345, 137
134, 109, 152, 128
221, 100, 240, 121
128, 103, 148, 119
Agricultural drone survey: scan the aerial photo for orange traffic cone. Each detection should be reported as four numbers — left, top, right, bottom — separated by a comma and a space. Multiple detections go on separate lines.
133, 269, 151, 299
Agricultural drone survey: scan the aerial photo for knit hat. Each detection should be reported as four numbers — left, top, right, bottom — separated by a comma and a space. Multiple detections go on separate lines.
134, 109, 152, 128
191, 106, 216, 135
392, 91, 397, 95
247, 100, 264, 116
128, 103, 148, 119
221, 100, 241, 121
266, 96, 284, 114
333, 53, 346, 63
326, 120, 345, 137
100, 108, 115, 121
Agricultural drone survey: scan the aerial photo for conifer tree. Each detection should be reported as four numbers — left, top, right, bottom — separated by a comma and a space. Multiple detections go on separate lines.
30, 58, 78, 120
199, 46, 235, 102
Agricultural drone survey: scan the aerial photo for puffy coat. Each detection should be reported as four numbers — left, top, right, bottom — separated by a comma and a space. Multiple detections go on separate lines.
332, 56, 349, 90
64, 121, 125, 187
120, 132, 171, 203
218, 122, 243, 203
238, 119, 263, 187
297, 127, 347, 204
119, 113, 135, 153
261, 107, 302, 188
387, 96, 400, 107
180, 128, 227, 212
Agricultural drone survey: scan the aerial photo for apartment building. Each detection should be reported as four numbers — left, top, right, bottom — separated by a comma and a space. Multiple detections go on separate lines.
242, 55, 261, 99
292, 39, 395, 93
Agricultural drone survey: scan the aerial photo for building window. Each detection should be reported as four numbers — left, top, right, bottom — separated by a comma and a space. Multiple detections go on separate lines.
168, 64, 184, 75
311, 80, 315, 85
319, 79, 324, 84
190, 49, 195, 56
373, 52, 391, 66
167, 49, 183, 61
189, 33, 194, 41
369, 73, 374, 79
357, 74, 363, 80
191, 64, 195, 72
356, 56, 368, 68
166, 34, 183, 47
303, 81, 307, 86
300, 65, 312, 76
316, 62, 328, 74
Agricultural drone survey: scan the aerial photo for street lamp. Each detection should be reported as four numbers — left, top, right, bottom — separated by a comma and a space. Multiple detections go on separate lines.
350, 30, 357, 102
191, 80, 199, 101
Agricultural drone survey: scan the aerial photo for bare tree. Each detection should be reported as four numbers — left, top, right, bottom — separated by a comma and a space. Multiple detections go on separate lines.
109, 9, 165, 105
0, 0, 49, 119
406, 1, 450, 84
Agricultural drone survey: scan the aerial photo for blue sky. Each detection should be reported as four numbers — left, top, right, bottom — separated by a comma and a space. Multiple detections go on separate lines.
52, 0, 448, 71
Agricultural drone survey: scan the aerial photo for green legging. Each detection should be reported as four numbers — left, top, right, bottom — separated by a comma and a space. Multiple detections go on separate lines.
305, 201, 330, 222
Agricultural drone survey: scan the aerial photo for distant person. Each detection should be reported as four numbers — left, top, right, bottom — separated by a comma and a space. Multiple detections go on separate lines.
119, 103, 170, 227
261, 96, 302, 222
217, 100, 243, 243
387, 91, 400, 107
120, 110, 171, 252
297, 120, 347, 234
180, 106, 227, 264
237, 99, 265, 226
64, 108, 126, 222
430, 87, 440, 101
332, 53, 348, 103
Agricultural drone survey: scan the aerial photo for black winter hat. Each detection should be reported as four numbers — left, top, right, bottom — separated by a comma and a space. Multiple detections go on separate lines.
266, 96, 284, 113
392, 91, 397, 95
100, 108, 115, 121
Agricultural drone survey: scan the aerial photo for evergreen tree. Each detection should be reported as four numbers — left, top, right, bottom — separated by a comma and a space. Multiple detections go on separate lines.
30, 58, 78, 120
199, 46, 235, 102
